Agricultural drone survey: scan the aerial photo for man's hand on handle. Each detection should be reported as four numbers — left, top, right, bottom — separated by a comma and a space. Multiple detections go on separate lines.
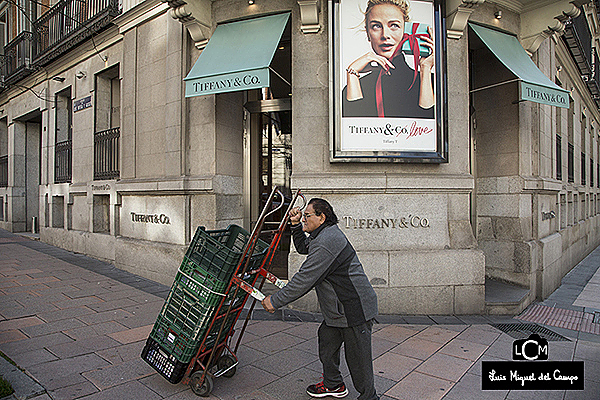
261, 295, 276, 313
289, 207, 302, 226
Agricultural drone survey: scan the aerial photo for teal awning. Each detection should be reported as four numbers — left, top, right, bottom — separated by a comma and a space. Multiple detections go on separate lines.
469, 23, 569, 108
184, 13, 290, 97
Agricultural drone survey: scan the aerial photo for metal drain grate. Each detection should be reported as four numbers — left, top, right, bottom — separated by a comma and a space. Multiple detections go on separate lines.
491, 323, 571, 341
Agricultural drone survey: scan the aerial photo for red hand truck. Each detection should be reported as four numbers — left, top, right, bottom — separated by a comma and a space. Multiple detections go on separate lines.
143, 187, 304, 397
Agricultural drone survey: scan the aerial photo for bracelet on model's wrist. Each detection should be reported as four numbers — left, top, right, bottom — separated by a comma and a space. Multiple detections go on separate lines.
346, 67, 360, 77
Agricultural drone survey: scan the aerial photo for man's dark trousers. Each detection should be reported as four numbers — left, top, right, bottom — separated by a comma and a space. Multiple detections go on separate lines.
318, 319, 378, 400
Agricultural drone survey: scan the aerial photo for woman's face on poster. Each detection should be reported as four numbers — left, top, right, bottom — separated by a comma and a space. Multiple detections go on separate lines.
366, 3, 406, 60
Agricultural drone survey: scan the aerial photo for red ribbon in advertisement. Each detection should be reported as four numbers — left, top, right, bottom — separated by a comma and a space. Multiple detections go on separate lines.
375, 22, 430, 118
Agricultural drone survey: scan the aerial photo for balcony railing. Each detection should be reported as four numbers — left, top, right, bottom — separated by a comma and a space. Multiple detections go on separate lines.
0, 155, 7, 187
94, 127, 119, 180
563, 13, 593, 78
55, 140, 72, 183
33, 0, 120, 66
589, 48, 600, 106
1, 32, 34, 85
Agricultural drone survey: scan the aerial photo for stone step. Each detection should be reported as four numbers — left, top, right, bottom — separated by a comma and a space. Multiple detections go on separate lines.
484, 278, 532, 315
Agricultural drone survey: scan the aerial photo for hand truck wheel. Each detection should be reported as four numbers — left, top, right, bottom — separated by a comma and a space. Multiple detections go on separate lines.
189, 370, 213, 397
217, 354, 237, 378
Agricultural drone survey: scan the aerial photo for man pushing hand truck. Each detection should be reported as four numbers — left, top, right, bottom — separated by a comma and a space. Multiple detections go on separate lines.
262, 198, 379, 400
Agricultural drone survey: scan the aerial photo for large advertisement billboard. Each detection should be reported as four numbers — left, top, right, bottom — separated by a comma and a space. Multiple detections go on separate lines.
330, 0, 448, 162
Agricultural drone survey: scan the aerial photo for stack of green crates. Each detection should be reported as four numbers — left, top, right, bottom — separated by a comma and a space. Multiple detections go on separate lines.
142, 225, 269, 383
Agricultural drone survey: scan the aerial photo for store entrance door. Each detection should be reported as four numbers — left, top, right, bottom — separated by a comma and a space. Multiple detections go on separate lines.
244, 98, 291, 279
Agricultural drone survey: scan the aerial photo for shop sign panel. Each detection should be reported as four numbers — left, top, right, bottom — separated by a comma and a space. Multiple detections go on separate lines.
185, 68, 270, 97
520, 82, 569, 109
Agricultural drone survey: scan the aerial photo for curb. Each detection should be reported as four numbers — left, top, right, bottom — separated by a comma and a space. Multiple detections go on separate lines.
0, 357, 45, 400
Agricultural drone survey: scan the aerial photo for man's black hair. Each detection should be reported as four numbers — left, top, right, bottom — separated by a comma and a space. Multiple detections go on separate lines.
308, 198, 339, 225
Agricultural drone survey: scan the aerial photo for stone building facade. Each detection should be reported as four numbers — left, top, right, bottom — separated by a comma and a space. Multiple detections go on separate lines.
0, 0, 598, 315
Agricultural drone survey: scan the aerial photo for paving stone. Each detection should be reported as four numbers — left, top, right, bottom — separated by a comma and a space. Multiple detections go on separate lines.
372, 324, 421, 343
73, 380, 163, 400
27, 353, 111, 391
0, 329, 28, 344
243, 320, 299, 337
107, 324, 153, 344
234, 343, 270, 368
0, 354, 46, 399
10, 347, 58, 367
385, 371, 454, 400
442, 372, 508, 400
96, 340, 146, 364
506, 388, 566, 399
455, 325, 502, 346
563, 381, 600, 400
413, 326, 461, 344
75, 308, 135, 326
466, 355, 504, 377
162, 388, 220, 400
2, 268, 44, 276
51, 296, 104, 309
257, 366, 320, 400
244, 331, 306, 355
373, 351, 421, 381
415, 353, 474, 382
574, 342, 600, 362
37, 306, 96, 323
389, 336, 445, 360
21, 317, 88, 337
48, 381, 99, 400
250, 348, 319, 377
281, 321, 319, 338
63, 321, 129, 340
138, 373, 190, 398
47, 335, 121, 359
439, 338, 489, 361
82, 358, 156, 390
0, 332, 74, 358
86, 298, 139, 313
288, 335, 319, 356
372, 336, 400, 359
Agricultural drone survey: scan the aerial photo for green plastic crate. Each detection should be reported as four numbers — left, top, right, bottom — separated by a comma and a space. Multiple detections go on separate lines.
149, 313, 202, 364
176, 259, 229, 307
185, 225, 269, 281
158, 281, 216, 340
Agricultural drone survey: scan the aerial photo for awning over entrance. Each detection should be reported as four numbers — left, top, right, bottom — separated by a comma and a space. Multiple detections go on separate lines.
184, 13, 290, 98
469, 23, 570, 108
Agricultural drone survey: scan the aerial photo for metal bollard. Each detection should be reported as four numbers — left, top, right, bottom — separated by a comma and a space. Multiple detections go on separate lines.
32, 216, 38, 234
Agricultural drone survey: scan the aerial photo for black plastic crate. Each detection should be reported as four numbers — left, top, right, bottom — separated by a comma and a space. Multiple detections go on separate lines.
141, 338, 189, 384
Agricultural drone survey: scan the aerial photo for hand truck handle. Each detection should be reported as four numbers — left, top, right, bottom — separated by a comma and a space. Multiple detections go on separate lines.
232, 276, 266, 301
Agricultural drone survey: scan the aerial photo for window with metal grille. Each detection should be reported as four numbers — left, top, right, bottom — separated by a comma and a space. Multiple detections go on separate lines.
568, 143, 574, 183
591, 158, 594, 187
581, 152, 586, 186
556, 134, 562, 180
94, 65, 120, 180
54, 87, 72, 183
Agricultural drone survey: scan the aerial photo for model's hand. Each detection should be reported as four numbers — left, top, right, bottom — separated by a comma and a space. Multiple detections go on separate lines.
261, 295, 276, 313
346, 52, 394, 101
419, 26, 435, 72
289, 207, 302, 225
349, 52, 395, 76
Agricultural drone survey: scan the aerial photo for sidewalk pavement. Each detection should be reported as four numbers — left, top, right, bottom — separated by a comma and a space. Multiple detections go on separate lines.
0, 228, 598, 400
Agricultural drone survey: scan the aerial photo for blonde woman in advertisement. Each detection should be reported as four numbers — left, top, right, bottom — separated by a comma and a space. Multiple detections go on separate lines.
343, 0, 435, 118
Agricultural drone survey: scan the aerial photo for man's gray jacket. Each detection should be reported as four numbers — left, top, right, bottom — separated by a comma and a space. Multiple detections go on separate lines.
270, 223, 378, 327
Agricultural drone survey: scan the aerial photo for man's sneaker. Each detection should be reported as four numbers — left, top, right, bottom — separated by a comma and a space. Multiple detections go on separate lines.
306, 381, 349, 398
